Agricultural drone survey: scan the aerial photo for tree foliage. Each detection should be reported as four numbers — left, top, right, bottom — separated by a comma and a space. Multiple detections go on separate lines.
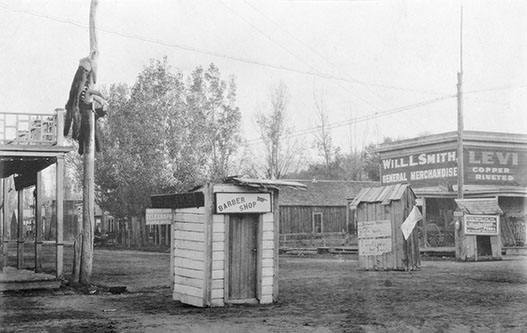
95, 59, 241, 218
287, 144, 382, 181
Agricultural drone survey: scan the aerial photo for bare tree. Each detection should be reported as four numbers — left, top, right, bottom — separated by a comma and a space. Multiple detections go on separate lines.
313, 89, 334, 173
256, 82, 303, 179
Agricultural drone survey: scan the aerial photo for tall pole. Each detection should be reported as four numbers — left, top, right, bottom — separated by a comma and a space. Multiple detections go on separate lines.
457, 6, 464, 199
80, 0, 98, 285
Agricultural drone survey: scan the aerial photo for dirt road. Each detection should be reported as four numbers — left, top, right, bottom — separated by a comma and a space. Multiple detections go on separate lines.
1, 249, 526, 332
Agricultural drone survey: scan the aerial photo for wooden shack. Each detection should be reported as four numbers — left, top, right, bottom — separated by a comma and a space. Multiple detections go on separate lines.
277, 180, 378, 248
454, 198, 502, 261
150, 177, 305, 307
349, 184, 420, 271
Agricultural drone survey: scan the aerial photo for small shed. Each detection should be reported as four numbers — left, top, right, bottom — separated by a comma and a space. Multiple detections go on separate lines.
150, 177, 305, 307
349, 184, 420, 271
454, 198, 503, 261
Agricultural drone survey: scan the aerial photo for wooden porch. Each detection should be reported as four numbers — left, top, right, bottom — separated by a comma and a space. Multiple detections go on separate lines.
0, 109, 71, 290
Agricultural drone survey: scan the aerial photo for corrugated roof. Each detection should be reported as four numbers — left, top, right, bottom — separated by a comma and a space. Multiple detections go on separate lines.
223, 176, 307, 191
455, 198, 503, 215
349, 184, 414, 209
277, 179, 378, 206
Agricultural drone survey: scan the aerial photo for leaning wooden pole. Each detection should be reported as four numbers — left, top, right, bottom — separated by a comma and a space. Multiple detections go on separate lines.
79, 0, 98, 285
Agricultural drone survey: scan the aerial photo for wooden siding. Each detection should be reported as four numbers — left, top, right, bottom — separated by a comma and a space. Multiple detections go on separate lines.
279, 205, 347, 234
210, 214, 225, 306
356, 188, 420, 271
172, 207, 206, 307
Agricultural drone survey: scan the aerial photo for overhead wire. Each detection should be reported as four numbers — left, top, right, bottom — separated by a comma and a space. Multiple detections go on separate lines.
246, 94, 455, 145
0, 2, 452, 96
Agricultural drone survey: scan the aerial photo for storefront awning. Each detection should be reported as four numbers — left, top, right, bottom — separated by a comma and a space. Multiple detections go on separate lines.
455, 198, 503, 215
414, 185, 527, 198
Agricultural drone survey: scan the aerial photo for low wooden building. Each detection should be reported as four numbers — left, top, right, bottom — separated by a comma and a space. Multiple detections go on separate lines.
278, 180, 378, 248
150, 177, 305, 307
454, 198, 503, 261
350, 184, 420, 271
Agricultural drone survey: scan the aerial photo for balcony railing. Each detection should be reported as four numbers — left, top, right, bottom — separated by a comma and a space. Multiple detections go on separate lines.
0, 109, 65, 146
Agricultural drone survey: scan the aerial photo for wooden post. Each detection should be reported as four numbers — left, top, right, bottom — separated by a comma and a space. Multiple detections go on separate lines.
2, 178, 9, 270
17, 189, 24, 269
56, 155, 64, 278
35, 171, 43, 272
272, 189, 280, 302
0, 179, 3, 272
72, 204, 82, 283
79, 0, 98, 285
203, 183, 214, 306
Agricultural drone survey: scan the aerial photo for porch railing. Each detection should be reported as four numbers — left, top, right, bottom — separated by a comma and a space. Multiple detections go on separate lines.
0, 110, 64, 146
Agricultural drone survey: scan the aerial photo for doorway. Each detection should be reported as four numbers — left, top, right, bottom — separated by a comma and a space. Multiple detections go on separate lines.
476, 236, 492, 257
227, 214, 259, 302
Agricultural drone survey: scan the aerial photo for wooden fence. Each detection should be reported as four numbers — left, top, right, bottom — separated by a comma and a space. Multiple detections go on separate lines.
279, 232, 355, 249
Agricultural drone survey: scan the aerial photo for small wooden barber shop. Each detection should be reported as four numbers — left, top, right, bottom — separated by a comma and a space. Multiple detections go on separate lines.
150, 177, 305, 307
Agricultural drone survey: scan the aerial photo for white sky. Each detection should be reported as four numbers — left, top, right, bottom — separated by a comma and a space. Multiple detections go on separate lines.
1, 0, 526, 156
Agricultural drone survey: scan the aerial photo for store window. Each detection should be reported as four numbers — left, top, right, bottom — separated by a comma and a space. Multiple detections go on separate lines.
313, 212, 323, 234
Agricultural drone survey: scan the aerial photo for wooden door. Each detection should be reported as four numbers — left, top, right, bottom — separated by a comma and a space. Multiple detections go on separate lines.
228, 214, 258, 301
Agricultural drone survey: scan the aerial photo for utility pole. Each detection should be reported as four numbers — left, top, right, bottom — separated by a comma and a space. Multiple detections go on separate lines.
80, 0, 98, 285
457, 6, 464, 200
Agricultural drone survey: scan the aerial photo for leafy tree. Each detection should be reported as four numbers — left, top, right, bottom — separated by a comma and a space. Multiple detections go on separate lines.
187, 64, 241, 181
361, 143, 380, 181
95, 59, 242, 223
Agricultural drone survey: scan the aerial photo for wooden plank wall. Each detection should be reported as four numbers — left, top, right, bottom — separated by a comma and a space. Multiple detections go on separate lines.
172, 207, 206, 307
210, 214, 225, 306
279, 206, 347, 234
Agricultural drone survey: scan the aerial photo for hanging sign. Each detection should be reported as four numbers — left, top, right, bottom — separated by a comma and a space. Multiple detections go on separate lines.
146, 208, 173, 225
215, 192, 272, 214
464, 214, 499, 236
358, 220, 393, 256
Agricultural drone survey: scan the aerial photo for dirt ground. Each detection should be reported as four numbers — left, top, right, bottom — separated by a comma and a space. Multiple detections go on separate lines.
1, 247, 526, 332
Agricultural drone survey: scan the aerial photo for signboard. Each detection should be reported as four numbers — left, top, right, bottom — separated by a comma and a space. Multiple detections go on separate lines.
215, 192, 272, 214
464, 214, 499, 236
358, 219, 392, 256
146, 208, 173, 225
358, 220, 392, 239
381, 150, 458, 186
465, 148, 526, 186
151, 192, 205, 209
359, 238, 393, 256
380, 147, 527, 187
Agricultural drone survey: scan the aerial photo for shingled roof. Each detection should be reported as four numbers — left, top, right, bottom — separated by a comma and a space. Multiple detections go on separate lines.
278, 179, 379, 206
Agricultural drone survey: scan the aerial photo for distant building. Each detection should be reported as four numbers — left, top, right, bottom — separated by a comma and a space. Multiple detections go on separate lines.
376, 131, 527, 251
278, 179, 378, 247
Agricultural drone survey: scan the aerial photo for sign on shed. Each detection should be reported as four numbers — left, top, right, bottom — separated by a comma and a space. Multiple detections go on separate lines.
464, 215, 499, 236
358, 220, 392, 256
146, 208, 172, 225
215, 192, 272, 214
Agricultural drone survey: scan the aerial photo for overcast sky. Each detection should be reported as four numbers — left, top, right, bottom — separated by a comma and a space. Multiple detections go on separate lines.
1, 0, 525, 155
